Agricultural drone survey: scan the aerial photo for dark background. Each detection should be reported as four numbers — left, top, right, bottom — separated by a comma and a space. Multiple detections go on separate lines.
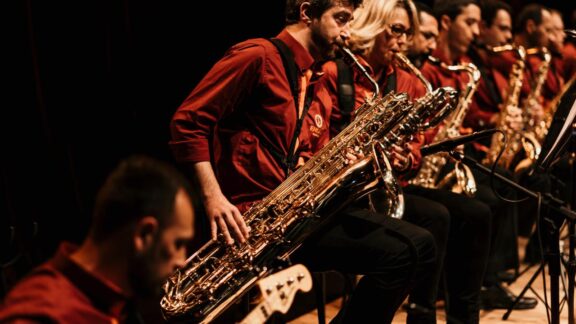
2, 0, 575, 295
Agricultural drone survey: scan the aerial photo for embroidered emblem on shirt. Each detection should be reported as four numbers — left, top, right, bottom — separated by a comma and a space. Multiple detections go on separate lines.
314, 114, 323, 128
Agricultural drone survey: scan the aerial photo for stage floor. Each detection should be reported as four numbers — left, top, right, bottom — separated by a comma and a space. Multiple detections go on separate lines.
290, 237, 573, 323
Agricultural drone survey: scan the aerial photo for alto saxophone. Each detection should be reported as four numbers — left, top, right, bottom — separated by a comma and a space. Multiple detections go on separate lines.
409, 56, 480, 197
513, 47, 550, 173
482, 45, 527, 169
159, 48, 458, 323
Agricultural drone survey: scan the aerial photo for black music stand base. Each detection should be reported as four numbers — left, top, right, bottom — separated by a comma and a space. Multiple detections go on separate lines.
502, 217, 562, 322
448, 150, 576, 324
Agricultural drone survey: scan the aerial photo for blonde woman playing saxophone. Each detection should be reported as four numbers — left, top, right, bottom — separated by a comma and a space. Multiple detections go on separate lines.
318, 0, 491, 322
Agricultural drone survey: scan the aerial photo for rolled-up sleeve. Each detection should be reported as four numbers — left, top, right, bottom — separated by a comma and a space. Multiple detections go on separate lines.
169, 43, 264, 162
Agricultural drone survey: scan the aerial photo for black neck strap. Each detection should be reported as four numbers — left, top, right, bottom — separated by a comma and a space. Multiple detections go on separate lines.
269, 38, 314, 176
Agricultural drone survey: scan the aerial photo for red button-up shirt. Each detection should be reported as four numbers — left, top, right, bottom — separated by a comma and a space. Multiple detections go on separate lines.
0, 243, 130, 324
464, 49, 527, 131
170, 30, 332, 210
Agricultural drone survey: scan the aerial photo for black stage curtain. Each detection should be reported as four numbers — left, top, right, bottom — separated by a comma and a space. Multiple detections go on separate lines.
2, 0, 283, 294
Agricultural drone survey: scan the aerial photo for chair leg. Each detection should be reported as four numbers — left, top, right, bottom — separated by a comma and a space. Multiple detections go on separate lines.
313, 272, 327, 324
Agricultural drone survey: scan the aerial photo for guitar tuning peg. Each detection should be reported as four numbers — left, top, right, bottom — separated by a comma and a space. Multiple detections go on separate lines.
265, 287, 273, 295
297, 273, 305, 281
276, 282, 284, 290
287, 277, 295, 286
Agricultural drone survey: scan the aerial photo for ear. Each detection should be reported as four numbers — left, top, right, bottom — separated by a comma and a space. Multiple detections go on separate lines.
440, 15, 452, 32
526, 19, 536, 34
133, 216, 159, 254
300, 2, 312, 25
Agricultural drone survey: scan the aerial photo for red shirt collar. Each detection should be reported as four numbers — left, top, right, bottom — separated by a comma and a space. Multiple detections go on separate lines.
53, 242, 130, 320
276, 29, 315, 73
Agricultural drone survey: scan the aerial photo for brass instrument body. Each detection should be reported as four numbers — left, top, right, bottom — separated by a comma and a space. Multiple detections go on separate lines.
160, 86, 457, 323
513, 47, 551, 173
482, 45, 527, 170
409, 57, 480, 196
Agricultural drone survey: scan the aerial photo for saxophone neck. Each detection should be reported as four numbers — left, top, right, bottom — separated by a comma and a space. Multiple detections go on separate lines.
339, 46, 380, 101
427, 57, 479, 121
460, 63, 481, 102
504, 61, 524, 111
426, 54, 479, 84
394, 52, 433, 94
526, 47, 550, 98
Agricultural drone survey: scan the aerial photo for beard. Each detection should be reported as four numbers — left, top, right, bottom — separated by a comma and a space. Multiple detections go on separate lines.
310, 25, 339, 60
129, 248, 165, 298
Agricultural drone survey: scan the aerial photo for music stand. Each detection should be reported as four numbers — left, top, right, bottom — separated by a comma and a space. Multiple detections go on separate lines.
529, 74, 576, 324
444, 78, 576, 324
507, 75, 576, 323
534, 78, 576, 173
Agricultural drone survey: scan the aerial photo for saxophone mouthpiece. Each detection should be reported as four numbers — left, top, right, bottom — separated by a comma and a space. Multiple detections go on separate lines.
335, 35, 350, 50
427, 55, 441, 64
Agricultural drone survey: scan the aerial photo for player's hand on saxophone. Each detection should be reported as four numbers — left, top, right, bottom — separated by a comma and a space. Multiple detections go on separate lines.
204, 192, 250, 245
390, 143, 414, 172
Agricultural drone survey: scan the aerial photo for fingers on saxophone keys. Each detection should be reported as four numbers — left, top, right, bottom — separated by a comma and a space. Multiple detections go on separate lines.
232, 209, 250, 240
345, 147, 361, 164
210, 219, 219, 242
224, 213, 248, 245
216, 217, 235, 245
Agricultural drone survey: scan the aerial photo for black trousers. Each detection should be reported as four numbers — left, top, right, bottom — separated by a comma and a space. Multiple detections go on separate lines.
403, 185, 492, 324
466, 146, 520, 284
294, 205, 437, 324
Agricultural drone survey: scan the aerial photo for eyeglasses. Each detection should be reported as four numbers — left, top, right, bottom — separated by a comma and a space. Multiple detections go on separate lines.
389, 24, 414, 41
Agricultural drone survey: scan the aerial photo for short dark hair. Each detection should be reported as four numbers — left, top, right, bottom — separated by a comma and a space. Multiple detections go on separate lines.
91, 156, 191, 242
480, 0, 512, 27
414, 1, 434, 19
433, 0, 478, 22
515, 4, 546, 34
285, 0, 364, 25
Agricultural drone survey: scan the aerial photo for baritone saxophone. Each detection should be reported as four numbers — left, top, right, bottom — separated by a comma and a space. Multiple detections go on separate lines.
160, 48, 458, 323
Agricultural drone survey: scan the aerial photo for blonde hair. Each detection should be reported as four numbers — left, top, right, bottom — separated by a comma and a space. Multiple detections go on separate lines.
349, 0, 419, 53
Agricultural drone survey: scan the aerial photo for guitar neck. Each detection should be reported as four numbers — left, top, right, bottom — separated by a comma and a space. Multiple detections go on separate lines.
238, 301, 272, 324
